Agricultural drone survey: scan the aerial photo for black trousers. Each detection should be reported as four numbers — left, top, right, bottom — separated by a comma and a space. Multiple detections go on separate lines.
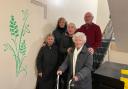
36, 76, 56, 89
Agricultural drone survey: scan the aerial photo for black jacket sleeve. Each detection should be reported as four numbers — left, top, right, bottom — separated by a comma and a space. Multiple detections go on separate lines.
60, 35, 68, 54
36, 47, 44, 73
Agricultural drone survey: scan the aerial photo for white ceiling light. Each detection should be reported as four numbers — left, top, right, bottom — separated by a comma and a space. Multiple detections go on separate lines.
54, 0, 63, 6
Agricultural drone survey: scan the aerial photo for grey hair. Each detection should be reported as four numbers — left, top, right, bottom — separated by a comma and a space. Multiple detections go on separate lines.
72, 32, 87, 43
85, 12, 94, 17
67, 22, 76, 30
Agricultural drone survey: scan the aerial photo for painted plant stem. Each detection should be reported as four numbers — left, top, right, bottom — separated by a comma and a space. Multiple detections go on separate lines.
4, 10, 30, 77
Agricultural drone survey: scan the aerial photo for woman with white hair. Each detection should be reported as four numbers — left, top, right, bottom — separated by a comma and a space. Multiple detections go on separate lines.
57, 32, 93, 89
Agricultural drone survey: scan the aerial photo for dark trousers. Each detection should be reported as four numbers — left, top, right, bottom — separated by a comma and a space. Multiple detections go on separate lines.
36, 76, 56, 89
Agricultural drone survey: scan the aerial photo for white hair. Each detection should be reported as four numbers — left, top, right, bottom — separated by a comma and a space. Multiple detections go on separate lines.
72, 32, 87, 43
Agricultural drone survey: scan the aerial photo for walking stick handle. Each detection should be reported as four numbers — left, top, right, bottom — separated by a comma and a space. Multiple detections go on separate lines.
68, 79, 73, 89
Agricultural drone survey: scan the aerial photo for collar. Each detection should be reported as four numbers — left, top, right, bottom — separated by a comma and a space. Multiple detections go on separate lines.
71, 45, 88, 54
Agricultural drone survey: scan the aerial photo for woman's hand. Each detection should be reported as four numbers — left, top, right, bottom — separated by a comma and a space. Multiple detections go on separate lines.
57, 70, 63, 75
42, 42, 46, 47
67, 47, 72, 53
38, 72, 42, 77
73, 76, 79, 81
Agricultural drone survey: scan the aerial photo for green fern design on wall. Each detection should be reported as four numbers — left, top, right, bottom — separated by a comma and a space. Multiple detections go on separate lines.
4, 10, 30, 77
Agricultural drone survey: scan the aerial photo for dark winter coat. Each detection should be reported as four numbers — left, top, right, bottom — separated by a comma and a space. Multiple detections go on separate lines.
53, 28, 66, 47
59, 45, 93, 89
59, 32, 74, 64
36, 44, 58, 89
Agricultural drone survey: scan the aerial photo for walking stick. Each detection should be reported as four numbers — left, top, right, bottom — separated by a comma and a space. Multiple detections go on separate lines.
56, 75, 60, 89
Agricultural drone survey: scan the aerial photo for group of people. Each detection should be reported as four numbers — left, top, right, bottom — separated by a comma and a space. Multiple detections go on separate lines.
36, 12, 102, 89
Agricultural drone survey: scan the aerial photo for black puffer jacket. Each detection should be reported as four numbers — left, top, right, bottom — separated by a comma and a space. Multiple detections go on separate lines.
60, 32, 74, 60
53, 27, 66, 47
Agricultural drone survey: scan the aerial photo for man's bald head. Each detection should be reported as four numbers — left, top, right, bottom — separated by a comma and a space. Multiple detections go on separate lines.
84, 12, 94, 24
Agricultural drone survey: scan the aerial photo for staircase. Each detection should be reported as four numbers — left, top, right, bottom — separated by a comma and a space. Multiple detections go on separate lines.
93, 20, 113, 70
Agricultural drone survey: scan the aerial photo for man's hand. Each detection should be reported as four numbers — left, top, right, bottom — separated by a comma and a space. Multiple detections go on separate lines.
88, 47, 94, 55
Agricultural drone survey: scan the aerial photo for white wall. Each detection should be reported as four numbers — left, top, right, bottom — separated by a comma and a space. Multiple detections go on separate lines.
0, 0, 98, 89
47, 0, 98, 29
108, 0, 128, 52
0, 0, 46, 89
97, 0, 128, 65
96, 0, 110, 32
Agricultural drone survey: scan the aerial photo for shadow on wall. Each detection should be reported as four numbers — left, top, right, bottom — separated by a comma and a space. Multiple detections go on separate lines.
25, 22, 56, 88
28, 38, 43, 72
41, 23, 56, 36
25, 22, 56, 86
25, 38, 43, 88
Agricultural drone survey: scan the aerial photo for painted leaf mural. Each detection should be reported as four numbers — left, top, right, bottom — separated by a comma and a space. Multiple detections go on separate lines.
3, 10, 30, 77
